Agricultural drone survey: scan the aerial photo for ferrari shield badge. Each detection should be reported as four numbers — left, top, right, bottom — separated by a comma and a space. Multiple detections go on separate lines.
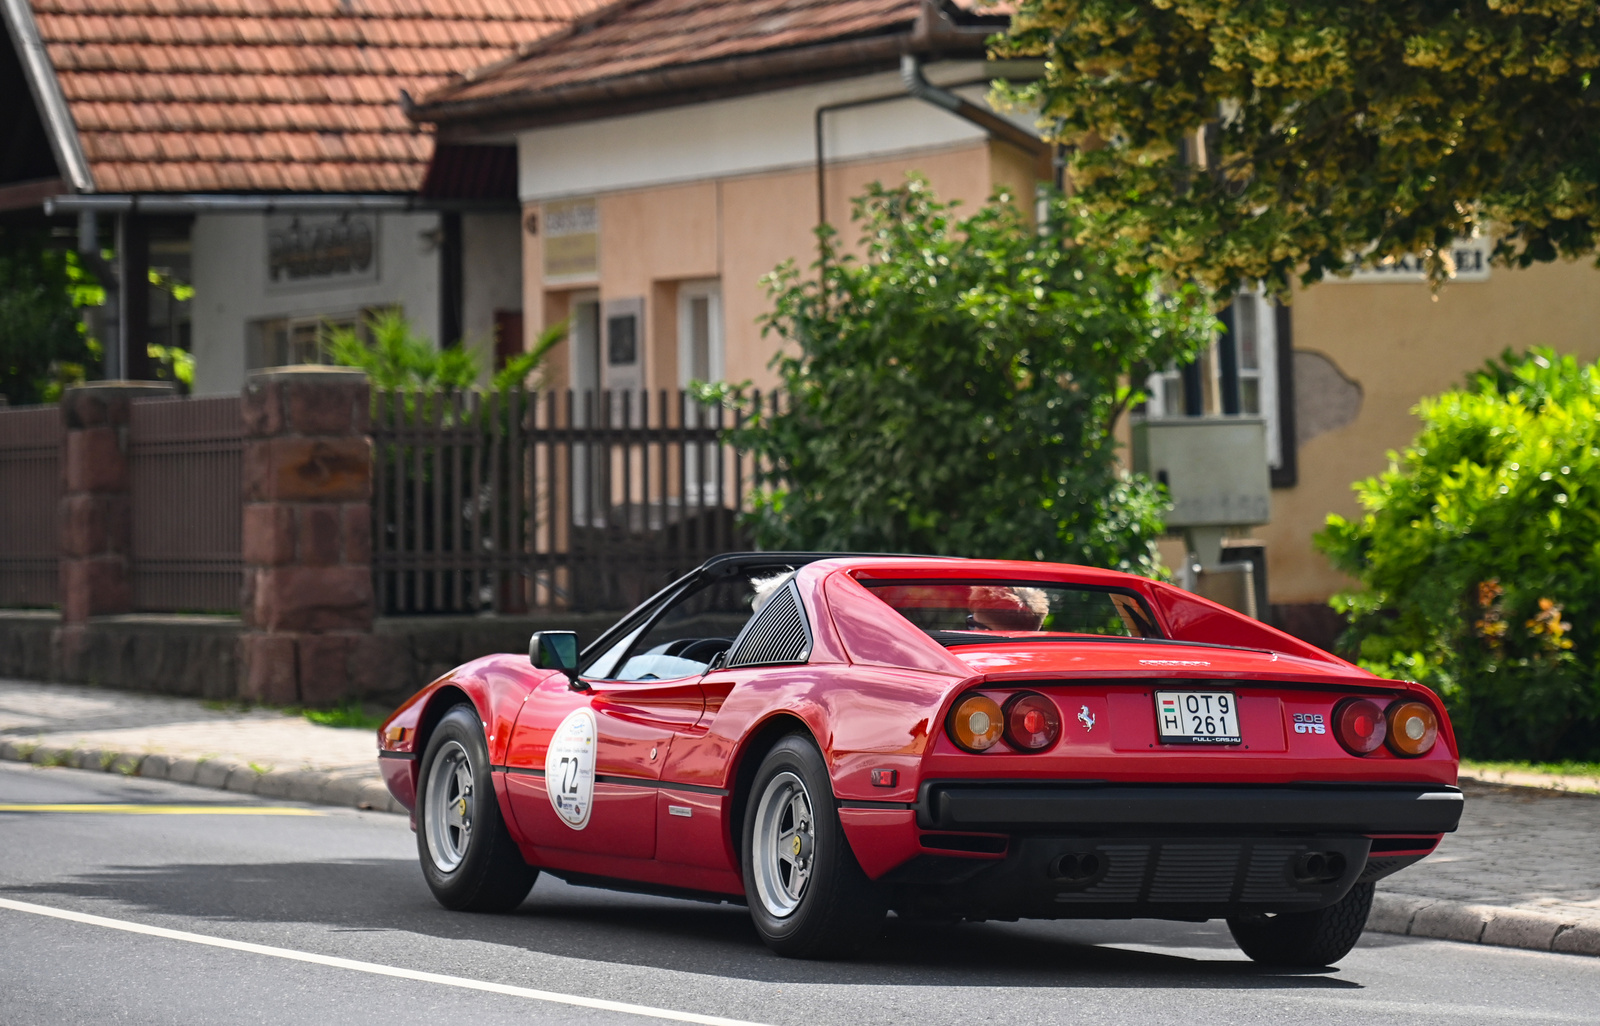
546, 708, 597, 829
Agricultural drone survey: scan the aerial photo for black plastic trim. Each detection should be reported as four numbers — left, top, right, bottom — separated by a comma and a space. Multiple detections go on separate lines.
916, 782, 1465, 834
377, 750, 417, 761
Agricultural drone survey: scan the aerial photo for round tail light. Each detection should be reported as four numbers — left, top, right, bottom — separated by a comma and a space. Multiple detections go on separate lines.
1386, 700, 1440, 757
1333, 698, 1388, 754
948, 694, 1004, 752
1003, 692, 1062, 752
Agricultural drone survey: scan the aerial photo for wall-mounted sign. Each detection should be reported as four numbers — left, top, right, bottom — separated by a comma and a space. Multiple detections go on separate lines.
266, 214, 378, 289
544, 198, 598, 281
1329, 236, 1492, 284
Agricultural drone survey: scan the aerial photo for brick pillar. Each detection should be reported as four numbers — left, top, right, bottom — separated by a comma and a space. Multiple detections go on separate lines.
239, 367, 374, 706
58, 381, 178, 622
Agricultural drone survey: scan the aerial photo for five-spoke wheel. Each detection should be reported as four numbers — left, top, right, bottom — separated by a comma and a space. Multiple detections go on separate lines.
415, 705, 538, 912
741, 734, 885, 958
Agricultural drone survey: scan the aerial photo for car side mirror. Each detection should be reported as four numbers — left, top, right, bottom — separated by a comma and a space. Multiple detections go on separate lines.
529, 631, 584, 689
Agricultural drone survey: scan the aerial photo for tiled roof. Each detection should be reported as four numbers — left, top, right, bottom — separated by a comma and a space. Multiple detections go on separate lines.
415, 0, 1003, 123
29, 0, 605, 194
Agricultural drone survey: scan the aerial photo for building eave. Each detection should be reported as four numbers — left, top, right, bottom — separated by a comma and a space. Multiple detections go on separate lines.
2, 0, 93, 193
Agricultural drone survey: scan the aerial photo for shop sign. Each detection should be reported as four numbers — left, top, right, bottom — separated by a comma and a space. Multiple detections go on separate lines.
1330, 236, 1491, 284
544, 198, 598, 281
266, 214, 378, 289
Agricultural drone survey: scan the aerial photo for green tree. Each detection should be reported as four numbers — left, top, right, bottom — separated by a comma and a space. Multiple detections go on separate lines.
999, 0, 1600, 297
0, 228, 100, 404
731, 179, 1216, 574
1317, 349, 1600, 760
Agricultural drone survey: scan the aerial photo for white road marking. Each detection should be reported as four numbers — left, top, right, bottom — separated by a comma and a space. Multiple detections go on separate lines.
0, 897, 771, 1026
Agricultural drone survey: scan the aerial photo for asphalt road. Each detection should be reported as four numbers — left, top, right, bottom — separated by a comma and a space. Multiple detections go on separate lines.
2, 762, 1596, 1026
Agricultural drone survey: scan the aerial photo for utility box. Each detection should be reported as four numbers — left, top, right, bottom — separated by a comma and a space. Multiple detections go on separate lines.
1131, 417, 1271, 528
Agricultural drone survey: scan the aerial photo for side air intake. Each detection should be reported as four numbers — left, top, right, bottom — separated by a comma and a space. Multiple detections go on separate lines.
726, 583, 811, 668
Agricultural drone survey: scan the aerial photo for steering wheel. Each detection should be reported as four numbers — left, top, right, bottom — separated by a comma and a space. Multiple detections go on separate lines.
664, 637, 733, 664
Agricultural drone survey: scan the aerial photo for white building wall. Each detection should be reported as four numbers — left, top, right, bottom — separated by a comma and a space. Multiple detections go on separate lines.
515, 62, 1036, 202
190, 211, 443, 396
461, 212, 524, 374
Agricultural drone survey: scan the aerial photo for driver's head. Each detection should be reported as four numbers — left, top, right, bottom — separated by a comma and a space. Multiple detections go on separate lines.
968, 586, 1049, 631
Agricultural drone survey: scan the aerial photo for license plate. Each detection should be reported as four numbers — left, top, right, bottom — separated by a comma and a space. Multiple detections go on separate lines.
1155, 691, 1241, 744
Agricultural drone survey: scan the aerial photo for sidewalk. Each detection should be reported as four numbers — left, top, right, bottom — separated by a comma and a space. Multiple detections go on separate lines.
1, 678, 1596, 957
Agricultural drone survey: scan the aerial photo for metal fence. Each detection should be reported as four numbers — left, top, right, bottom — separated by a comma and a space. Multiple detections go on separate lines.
371, 389, 775, 614
0, 405, 63, 607
127, 395, 244, 613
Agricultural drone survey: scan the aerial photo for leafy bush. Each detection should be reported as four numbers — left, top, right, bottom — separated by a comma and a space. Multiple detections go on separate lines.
1317, 349, 1600, 760
324, 309, 564, 393
0, 228, 100, 404
729, 179, 1216, 574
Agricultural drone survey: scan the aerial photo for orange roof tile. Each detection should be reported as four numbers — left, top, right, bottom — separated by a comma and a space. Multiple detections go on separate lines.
28, 0, 606, 193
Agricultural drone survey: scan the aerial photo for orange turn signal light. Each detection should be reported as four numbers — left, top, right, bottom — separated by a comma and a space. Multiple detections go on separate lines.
948, 693, 1004, 752
1385, 700, 1439, 757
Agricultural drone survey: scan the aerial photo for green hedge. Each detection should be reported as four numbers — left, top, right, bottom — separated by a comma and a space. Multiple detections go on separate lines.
1317, 349, 1600, 760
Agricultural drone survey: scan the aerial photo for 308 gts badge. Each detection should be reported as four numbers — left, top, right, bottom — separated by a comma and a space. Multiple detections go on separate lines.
1292, 713, 1327, 735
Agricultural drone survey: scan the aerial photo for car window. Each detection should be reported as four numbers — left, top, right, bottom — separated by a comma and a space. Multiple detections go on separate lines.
585, 565, 797, 682
863, 580, 1162, 640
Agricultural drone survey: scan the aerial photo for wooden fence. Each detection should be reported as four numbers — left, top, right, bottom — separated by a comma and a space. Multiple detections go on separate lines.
371, 389, 775, 615
127, 395, 244, 613
0, 405, 62, 607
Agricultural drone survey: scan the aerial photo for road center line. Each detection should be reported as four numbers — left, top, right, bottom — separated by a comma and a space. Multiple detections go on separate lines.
0, 804, 325, 815
0, 897, 772, 1026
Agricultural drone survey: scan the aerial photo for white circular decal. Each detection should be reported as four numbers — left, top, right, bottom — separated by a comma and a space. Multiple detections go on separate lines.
545, 708, 597, 829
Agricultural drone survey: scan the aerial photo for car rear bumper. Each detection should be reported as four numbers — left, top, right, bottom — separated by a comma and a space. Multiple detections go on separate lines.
916, 781, 1464, 835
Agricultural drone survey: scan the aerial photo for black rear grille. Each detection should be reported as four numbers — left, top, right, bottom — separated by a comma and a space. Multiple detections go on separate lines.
726, 583, 811, 667
1047, 839, 1360, 906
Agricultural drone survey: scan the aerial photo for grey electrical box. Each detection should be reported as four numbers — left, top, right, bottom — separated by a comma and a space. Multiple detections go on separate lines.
1131, 417, 1271, 528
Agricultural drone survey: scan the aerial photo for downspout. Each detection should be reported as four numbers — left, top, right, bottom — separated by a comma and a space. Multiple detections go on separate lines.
899, 54, 1053, 184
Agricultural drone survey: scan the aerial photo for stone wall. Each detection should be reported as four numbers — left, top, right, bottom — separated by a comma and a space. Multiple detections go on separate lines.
0, 611, 622, 706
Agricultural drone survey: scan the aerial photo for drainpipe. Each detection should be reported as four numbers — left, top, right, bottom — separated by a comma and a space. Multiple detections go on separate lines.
899, 54, 1053, 184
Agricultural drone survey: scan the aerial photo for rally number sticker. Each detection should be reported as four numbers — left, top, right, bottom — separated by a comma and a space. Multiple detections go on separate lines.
545, 708, 597, 829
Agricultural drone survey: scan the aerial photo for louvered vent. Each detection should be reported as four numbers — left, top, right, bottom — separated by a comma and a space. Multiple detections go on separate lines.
726, 583, 811, 668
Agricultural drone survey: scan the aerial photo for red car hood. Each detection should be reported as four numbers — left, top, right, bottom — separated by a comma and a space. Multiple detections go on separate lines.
949, 637, 1387, 690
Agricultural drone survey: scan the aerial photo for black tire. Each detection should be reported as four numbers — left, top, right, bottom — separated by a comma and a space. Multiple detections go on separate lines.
415, 705, 538, 912
1227, 881, 1375, 966
741, 734, 887, 958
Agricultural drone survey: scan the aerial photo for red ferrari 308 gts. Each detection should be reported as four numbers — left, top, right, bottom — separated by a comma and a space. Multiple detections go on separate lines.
377, 553, 1462, 966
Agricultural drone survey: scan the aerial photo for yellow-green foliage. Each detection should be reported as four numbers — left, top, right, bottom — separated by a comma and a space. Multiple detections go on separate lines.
1317, 349, 1600, 759
999, 0, 1600, 298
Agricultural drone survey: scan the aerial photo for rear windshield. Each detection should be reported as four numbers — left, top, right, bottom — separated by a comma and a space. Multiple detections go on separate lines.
862, 579, 1162, 642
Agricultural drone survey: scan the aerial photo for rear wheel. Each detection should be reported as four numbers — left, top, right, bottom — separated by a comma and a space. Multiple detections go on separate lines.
416, 705, 537, 912
1227, 881, 1375, 966
741, 734, 886, 958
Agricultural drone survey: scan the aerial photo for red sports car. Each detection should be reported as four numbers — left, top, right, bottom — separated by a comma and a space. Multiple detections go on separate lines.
377, 553, 1461, 966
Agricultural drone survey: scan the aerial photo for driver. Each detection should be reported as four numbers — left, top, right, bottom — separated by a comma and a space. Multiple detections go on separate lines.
967, 585, 1050, 631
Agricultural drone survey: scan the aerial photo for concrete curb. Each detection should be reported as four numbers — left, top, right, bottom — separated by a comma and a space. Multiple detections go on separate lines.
0, 737, 404, 816
1367, 892, 1600, 957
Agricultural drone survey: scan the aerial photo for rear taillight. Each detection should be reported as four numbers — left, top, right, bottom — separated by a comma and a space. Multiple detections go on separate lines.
948, 694, 1004, 752
1003, 692, 1062, 752
1334, 698, 1388, 755
1386, 700, 1439, 757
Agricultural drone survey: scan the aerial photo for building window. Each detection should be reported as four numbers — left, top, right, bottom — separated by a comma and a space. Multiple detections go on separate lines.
246, 310, 378, 370
677, 281, 722, 387
1140, 287, 1296, 486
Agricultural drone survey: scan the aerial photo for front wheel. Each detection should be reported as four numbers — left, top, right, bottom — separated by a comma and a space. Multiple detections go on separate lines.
741, 734, 886, 958
1227, 881, 1375, 966
416, 705, 538, 912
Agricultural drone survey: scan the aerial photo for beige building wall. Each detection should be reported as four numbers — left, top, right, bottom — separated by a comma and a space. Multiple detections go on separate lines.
1265, 257, 1600, 605
522, 139, 1016, 395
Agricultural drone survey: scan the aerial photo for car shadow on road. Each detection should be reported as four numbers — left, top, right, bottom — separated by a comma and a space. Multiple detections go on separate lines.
4, 858, 1367, 990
